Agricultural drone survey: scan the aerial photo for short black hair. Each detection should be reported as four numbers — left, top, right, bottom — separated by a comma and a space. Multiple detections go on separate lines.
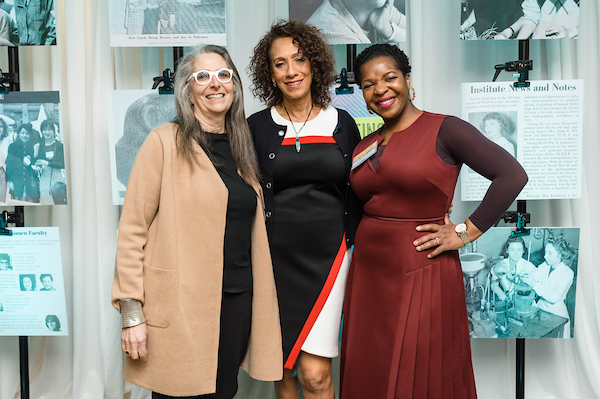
355, 44, 411, 86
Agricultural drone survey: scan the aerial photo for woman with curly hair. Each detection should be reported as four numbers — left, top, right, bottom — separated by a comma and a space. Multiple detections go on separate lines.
248, 19, 362, 399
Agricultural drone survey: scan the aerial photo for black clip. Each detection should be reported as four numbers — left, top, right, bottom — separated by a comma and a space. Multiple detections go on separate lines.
1, 211, 13, 235
152, 69, 175, 94
502, 211, 531, 236
0, 69, 16, 95
492, 60, 533, 87
335, 68, 354, 95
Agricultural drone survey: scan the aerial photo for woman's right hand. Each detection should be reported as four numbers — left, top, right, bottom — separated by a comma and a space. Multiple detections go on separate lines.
121, 322, 148, 362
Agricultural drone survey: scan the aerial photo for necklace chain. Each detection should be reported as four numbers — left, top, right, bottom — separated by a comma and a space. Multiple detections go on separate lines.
283, 103, 314, 153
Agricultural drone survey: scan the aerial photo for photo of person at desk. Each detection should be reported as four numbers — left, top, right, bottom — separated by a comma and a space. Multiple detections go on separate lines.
522, 237, 575, 337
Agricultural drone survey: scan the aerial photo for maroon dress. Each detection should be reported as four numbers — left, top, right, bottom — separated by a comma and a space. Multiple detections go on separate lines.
341, 113, 477, 399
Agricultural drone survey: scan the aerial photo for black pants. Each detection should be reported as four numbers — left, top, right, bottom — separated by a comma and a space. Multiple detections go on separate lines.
152, 289, 252, 399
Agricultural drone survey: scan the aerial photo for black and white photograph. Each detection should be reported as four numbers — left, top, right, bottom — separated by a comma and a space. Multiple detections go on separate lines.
0, 253, 11, 270
459, 227, 579, 339
290, 0, 406, 45
0, 0, 56, 46
106, 90, 176, 205
469, 111, 518, 157
107, 0, 226, 47
0, 91, 65, 206
460, 0, 580, 40
19, 273, 36, 291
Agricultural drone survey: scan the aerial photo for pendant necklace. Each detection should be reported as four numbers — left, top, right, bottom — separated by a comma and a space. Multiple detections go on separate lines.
283, 103, 314, 152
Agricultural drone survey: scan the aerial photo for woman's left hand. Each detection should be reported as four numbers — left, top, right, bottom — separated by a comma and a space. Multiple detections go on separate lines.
368, 0, 397, 39
413, 214, 465, 259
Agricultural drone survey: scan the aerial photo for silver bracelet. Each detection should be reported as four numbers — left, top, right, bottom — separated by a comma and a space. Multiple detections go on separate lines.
384, 23, 397, 43
119, 299, 146, 328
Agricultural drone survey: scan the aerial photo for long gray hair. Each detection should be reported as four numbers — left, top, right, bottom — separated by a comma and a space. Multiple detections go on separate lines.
173, 45, 259, 186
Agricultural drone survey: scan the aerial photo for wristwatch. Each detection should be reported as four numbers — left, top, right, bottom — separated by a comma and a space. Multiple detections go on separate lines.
455, 223, 472, 246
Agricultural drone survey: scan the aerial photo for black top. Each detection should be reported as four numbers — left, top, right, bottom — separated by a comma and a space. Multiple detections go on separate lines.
209, 133, 256, 293
248, 107, 363, 247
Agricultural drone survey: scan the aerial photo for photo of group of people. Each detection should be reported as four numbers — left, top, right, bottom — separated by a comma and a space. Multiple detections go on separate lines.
460, 0, 580, 40
0, 91, 66, 205
0, 0, 56, 46
0, 228, 68, 336
459, 227, 579, 339
108, 0, 226, 46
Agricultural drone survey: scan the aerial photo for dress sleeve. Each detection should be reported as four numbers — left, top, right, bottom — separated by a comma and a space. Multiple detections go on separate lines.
436, 116, 528, 232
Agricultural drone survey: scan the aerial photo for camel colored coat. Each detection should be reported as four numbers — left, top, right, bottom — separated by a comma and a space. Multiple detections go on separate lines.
112, 123, 283, 396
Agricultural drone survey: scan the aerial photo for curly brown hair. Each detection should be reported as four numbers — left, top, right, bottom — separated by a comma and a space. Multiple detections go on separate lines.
248, 19, 335, 108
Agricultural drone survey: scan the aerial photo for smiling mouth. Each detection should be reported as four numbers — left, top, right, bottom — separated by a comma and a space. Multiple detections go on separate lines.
377, 97, 395, 108
285, 79, 303, 88
206, 94, 225, 99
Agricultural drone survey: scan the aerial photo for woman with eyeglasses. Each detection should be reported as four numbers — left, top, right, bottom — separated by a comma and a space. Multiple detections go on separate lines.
248, 19, 361, 399
112, 45, 282, 399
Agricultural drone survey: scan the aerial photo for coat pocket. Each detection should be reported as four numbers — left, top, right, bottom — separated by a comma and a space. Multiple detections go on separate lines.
143, 262, 176, 328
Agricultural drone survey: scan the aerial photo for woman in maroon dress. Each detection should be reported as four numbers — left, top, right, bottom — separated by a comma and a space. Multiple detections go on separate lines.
340, 44, 528, 398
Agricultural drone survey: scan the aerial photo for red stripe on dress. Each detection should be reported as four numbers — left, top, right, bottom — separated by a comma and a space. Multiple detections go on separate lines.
281, 136, 336, 145
284, 234, 347, 369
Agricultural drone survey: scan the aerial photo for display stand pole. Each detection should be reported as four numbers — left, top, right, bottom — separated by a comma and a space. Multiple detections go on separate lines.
6, 46, 29, 399
173, 47, 184, 73
515, 39, 530, 399
346, 44, 356, 74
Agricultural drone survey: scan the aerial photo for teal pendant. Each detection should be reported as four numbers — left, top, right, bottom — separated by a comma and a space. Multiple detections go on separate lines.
295, 138, 301, 152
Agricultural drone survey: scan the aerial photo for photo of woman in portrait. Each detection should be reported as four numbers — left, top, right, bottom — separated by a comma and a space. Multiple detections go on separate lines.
479, 112, 516, 157
45, 315, 61, 331
0, 253, 11, 271
20, 274, 37, 291
40, 274, 56, 291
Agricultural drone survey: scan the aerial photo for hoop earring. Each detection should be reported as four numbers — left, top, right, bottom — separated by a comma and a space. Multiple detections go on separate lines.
367, 105, 374, 115
409, 86, 416, 101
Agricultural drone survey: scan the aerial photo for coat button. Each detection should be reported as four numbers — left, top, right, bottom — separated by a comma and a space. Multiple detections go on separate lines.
343, 153, 348, 157
266, 182, 272, 189
269, 153, 275, 159
266, 211, 272, 217
278, 130, 285, 136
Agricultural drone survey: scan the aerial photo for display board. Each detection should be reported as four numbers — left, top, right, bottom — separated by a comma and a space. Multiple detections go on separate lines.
0, 227, 69, 336
106, 90, 176, 205
0, 91, 66, 205
460, 0, 580, 40
459, 227, 579, 339
290, 0, 407, 45
460, 80, 583, 201
107, 0, 226, 47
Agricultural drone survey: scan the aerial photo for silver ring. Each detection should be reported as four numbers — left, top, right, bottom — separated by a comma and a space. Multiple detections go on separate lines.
436, 237, 440, 245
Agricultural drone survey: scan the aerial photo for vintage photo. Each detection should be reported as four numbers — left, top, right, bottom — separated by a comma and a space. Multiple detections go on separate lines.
460, 0, 580, 40
106, 90, 176, 205
461, 80, 583, 201
108, 0, 226, 47
290, 0, 406, 45
0, 0, 56, 46
0, 91, 66, 206
459, 227, 579, 338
